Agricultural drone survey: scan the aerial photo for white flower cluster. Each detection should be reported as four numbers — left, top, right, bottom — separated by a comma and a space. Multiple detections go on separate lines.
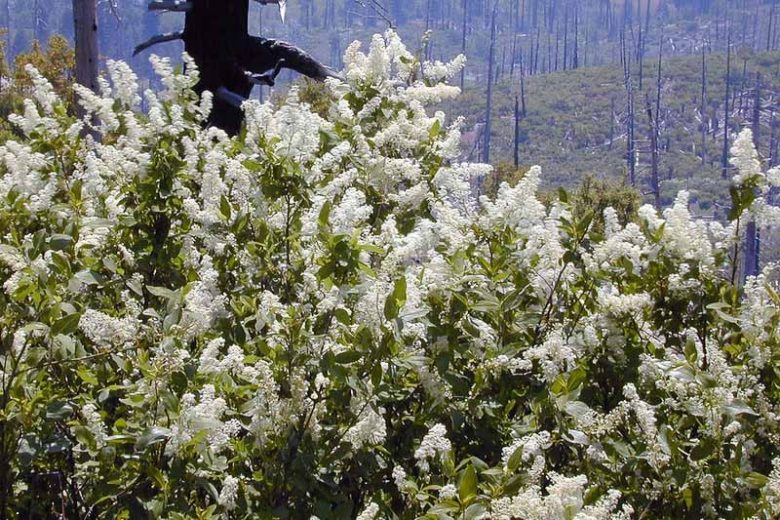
355, 502, 380, 520
198, 338, 245, 376
490, 474, 631, 520
79, 403, 108, 449
422, 55, 467, 82
415, 423, 452, 472
244, 87, 330, 163
343, 405, 387, 449
761, 457, 780, 515
179, 255, 227, 340
218, 475, 239, 510
166, 385, 242, 456
0, 140, 54, 213
524, 329, 581, 384
79, 309, 138, 348
661, 191, 714, 266
730, 129, 763, 186
501, 431, 551, 480
730, 128, 780, 228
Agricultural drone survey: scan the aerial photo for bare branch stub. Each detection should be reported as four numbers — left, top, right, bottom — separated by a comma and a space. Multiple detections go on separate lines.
136, 0, 341, 135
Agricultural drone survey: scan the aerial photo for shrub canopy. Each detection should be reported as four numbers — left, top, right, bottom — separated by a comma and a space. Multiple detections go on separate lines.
1, 31, 780, 520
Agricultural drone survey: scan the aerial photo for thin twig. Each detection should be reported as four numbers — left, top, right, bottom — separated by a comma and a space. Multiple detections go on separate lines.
353, 0, 394, 27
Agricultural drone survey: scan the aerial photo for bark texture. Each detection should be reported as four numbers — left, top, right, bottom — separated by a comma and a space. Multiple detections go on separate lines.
73, 0, 99, 93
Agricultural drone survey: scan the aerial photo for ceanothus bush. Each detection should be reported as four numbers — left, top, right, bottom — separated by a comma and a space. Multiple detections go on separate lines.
1, 30, 780, 519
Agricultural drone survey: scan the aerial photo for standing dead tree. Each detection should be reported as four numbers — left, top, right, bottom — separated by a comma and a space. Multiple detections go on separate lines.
73, 0, 99, 94
460, 0, 468, 89
514, 94, 520, 166
135, 0, 340, 135
482, 0, 499, 163
700, 43, 707, 164
722, 26, 732, 179
644, 32, 663, 210
744, 72, 762, 281
621, 28, 636, 186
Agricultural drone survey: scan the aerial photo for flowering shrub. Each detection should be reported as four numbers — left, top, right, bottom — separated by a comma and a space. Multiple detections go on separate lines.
1, 30, 780, 519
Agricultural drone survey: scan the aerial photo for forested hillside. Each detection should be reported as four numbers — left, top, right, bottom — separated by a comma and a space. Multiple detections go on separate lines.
452, 50, 780, 214
3, 1, 780, 86
4, 1, 780, 182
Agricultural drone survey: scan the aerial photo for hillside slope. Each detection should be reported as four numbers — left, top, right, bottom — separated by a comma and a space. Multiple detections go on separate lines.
451, 50, 780, 217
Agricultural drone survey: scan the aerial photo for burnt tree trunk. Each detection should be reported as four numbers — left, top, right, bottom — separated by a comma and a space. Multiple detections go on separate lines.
460, 0, 468, 89
4, 0, 10, 57
73, 0, 99, 93
514, 94, 521, 166
647, 31, 663, 210
622, 28, 636, 186
637, 1, 643, 90
609, 96, 615, 150
573, 1, 579, 69
131, 0, 337, 135
519, 57, 527, 116
483, 0, 498, 164
722, 27, 732, 179
744, 72, 761, 281
645, 93, 660, 209
534, 27, 540, 73
770, 110, 778, 167
701, 43, 707, 164
562, 2, 568, 71
769, 0, 778, 51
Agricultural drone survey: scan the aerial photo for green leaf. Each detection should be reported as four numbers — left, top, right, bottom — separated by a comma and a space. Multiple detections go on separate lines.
458, 465, 478, 504
46, 401, 74, 420
370, 363, 382, 387
745, 472, 769, 489
333, 308, 351, 325
683, 338, 698, 364
429, 118, 442, 139
77, 367, 99, 386
576, 210, 594, 236
506, 446, 523, 473
393, 276, 407, 304
127, 278, 144, 297
384, 276, 408, 320
690, 440, 713, 461
220, 195, 232, 220
73, 270, 106, 287
146, 465, 168, 491
723, 400, 757, 416
318, 201, 332, 229
49, 234, 73, 251
51, 312, 82, 336
383, 295, 397, 323
334, 351, 363, 364
146, 285, 176, 300
564, 429, 589, 445
463, 503, 487, 520
682, 487, 694, 509
135, 427, 171, 452
567, 367, 586, 390
564, 401, 591, 418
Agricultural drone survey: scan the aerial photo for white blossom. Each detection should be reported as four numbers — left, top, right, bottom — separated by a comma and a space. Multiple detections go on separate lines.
79, 309, 138, 347
218, 475, 239, 510
80, 403, 107, 449
344, 405, 387, 448
415, 423, 451, 472
356, 502, 380, 520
